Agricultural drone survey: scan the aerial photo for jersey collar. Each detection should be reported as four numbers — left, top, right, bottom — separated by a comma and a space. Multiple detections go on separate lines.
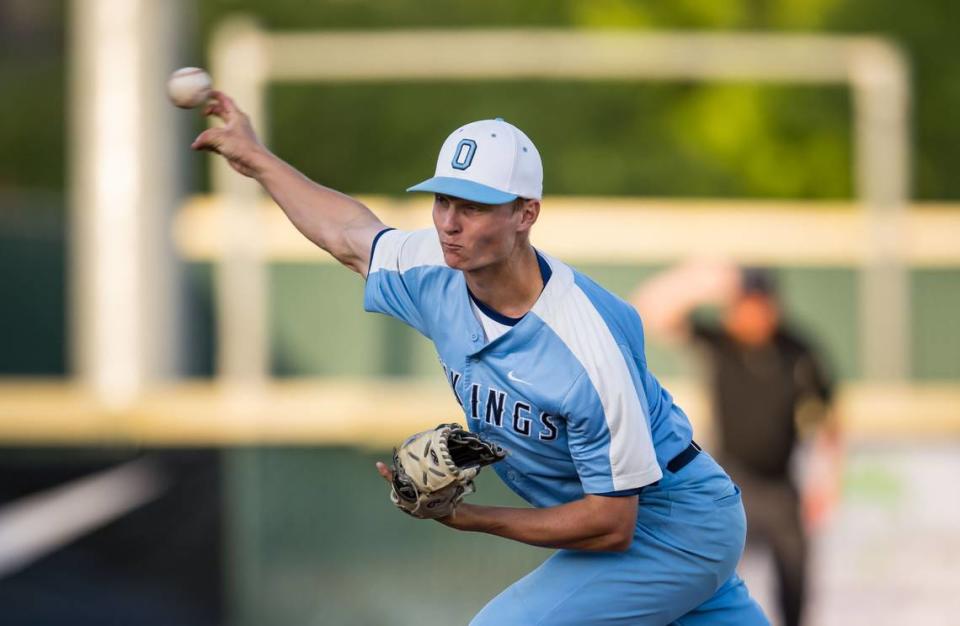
464, 251, 574, 356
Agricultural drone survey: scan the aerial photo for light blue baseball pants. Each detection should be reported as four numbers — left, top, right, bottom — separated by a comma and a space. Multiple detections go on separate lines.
470, 451, 770, 625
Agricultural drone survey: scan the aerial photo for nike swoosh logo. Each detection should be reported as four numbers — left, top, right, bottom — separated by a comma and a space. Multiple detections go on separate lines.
507, 371, 532, 386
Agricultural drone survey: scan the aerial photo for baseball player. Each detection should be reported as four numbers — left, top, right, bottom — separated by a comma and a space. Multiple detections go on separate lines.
194, 90, 769, 625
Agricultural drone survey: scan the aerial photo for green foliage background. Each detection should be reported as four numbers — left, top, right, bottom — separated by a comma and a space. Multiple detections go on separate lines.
2, 0, 959, 198
196, 0, 954, 200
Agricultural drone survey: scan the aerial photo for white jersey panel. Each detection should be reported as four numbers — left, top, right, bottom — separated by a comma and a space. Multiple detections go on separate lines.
534, 262, 662, 491
368, 228, 445, 275
365, 228, 450, 337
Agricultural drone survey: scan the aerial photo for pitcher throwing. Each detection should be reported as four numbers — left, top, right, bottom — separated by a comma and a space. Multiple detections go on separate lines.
193, 91, 769, 625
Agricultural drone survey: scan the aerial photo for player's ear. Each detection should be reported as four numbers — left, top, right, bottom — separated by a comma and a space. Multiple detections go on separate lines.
517, 199, 540, 231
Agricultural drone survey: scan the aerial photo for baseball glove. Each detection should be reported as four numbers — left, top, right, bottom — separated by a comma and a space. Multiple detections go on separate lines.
389, 423, 506, 519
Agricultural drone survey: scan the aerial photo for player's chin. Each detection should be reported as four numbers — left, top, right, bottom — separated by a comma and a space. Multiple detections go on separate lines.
441, 249, 469, 270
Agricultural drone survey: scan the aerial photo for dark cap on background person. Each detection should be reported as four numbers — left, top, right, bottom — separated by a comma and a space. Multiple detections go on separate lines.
739, 267, 778, 298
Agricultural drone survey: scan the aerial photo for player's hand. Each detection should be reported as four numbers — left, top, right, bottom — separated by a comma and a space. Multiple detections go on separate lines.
375, 460, 460, 525
191, 90, 271, 178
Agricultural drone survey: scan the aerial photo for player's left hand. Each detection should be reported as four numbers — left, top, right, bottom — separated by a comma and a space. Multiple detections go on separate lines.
375, 459, 456, 522
375, 462, 478, 528
377, 423, 506, 520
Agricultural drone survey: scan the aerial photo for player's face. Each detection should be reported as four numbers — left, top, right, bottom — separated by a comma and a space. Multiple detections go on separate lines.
432, 194, 537, 271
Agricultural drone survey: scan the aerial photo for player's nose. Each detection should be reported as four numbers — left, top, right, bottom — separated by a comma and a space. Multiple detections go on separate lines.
436, 206, 462, 234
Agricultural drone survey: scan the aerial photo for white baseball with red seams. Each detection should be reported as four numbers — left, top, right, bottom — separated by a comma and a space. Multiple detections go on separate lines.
166, 67, 212, 109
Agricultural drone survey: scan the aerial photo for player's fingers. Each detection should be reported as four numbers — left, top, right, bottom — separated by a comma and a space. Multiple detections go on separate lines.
191, 128, 222, 151
197, 91, 227, 123
375, 461, 394, 483
203, 94, 230, 122
210, 90, 242, 119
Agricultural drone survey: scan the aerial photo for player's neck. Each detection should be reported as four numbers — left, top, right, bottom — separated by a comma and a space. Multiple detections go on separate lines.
463, 245, 542, 318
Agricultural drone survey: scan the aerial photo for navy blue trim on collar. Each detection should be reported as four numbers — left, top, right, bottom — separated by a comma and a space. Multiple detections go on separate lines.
468, 289, 523, 326
366, 227, 396, 276
536, 250, 553, 284
467, 251, 553, 327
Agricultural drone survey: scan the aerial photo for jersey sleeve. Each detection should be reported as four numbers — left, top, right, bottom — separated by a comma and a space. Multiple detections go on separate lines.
363, 228, 445, 337
561, 368, 663, 495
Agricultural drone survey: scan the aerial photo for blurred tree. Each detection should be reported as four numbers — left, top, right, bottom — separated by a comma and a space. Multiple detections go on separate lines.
0, 0, 64, 191
0, 0, 955, 199
827, 0, 960, 198
190, 0, 956, 200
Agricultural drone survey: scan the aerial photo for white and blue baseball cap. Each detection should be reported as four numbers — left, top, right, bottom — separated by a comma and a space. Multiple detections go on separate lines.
407, 118, 543, 204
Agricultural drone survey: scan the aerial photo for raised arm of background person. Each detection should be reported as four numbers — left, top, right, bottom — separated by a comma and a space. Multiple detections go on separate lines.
191, 91, 386, 277
629, 260, 741, 342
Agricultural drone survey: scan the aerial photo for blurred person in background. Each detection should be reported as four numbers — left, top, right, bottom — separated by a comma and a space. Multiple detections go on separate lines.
631, 262, 840, 626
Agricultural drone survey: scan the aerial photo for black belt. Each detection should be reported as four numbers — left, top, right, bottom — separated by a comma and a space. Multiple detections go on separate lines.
666, 440, 702, 474
636, 441, 701, 493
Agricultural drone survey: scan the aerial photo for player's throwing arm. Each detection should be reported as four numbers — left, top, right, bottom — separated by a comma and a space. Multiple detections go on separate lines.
191, 91, 385, 275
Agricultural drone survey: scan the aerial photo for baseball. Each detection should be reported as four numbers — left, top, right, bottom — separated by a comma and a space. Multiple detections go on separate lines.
167, 67, 212, 109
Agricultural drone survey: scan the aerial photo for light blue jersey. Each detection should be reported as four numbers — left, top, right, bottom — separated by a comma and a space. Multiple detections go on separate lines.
365, 227, 768, 625
366, 228, 693, 506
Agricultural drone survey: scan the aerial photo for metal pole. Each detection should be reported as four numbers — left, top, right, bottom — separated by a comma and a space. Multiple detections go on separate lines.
209, 16, 269, 387
69, 0, 189, 407
850, 40, 912, 379
140, 0, 192, 383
